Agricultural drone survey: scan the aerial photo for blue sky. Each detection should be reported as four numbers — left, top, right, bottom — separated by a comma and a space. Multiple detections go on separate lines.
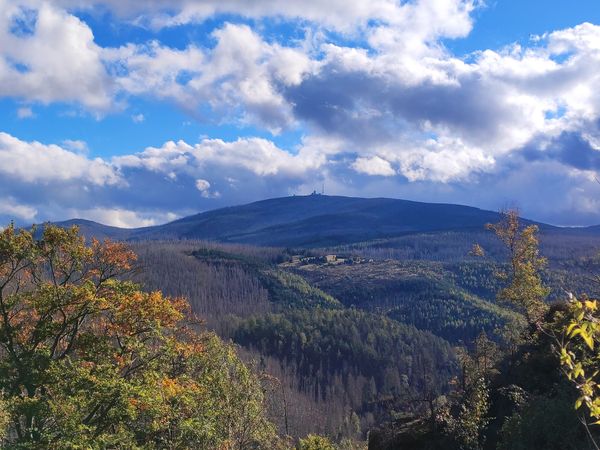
446, 0, 600, 54
1, 0, 600, 227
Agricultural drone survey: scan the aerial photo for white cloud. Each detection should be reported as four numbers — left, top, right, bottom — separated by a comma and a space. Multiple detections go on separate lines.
62, 139, 89, 154
131, 113, 145, 123
1, 0, 596, 162
0, 2, 113, 111
104, 41, 204, 106
195, 179, 210, 191
283, 20, 600, 186
0, 197, 37, 221
394, 138, 496, 182
16, 106, 34, 118
547, 22, 600, 54
352, 156, 395, 176
114, 136, 323, 177
366, 0, 476, 59
104, 23, 312, 131
2, 127, 600, 226
0, 132, 120, 185
195, 178, 217, 198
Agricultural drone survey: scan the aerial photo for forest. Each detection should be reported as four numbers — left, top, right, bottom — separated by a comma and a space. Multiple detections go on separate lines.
128, 212, 600, 449
2, 211, 600, 449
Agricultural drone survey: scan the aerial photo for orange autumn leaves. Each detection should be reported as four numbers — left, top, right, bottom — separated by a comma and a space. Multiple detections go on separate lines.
0, 223, 197, 363
111, 291, 188, 333
91, 238, 137, 273
0, 224, 217, 446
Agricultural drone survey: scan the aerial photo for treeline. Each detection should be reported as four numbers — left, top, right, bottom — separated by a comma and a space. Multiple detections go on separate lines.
294, 261, 517, 344
319, 231, 507, 262
131, 241, 273, 333
449, 260, 598, 302
319, 229, 600, 264
232, 309, 456, 434
233, 309, 455, 396
294, 258, 599, 344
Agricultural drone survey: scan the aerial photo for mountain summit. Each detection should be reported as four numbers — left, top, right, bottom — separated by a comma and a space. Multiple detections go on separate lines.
54, 195, 566, 247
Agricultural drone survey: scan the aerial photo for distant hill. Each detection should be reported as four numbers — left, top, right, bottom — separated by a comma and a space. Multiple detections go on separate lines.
51, 219, 135, 241
47, 195, 598, 247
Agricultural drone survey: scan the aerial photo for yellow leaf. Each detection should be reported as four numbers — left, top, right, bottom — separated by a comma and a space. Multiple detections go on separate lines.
566, 323, 578, 336
582, 332, 595, 350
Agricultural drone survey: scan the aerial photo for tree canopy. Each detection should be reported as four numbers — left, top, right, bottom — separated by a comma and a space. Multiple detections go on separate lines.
0, 224, 279, 448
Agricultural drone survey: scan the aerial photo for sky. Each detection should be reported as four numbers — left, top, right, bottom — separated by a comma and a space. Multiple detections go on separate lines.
1, 1, 600, 227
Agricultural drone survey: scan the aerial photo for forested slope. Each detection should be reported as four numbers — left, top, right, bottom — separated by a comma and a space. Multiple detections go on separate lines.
130, 241, 459, 438
127, 229, 600, 444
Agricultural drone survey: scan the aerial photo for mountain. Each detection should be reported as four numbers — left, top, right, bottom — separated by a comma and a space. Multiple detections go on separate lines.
49, 195, 595, 247
52, 219, 135, 241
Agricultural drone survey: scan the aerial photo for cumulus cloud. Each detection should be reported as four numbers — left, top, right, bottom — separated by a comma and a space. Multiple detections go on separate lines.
1, 127, 600, 227
0, 197, 37, 221
114, 137, 323, 177
103, 41, 205, 106
194, 178, 220, 198
352, 156, 396, 177
0, 1, 113, 111
0, 132, 120, 185
0, 1, 476, 129
280, 21, 600, 188
195, 179, 210, 191
2, 0, 597, 155
0, 132, 324, 227
104, 23, 312, 131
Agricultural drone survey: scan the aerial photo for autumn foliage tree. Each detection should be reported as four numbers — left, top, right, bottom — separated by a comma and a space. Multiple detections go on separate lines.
0, 224, 279, 448
486, 210, 549, 328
